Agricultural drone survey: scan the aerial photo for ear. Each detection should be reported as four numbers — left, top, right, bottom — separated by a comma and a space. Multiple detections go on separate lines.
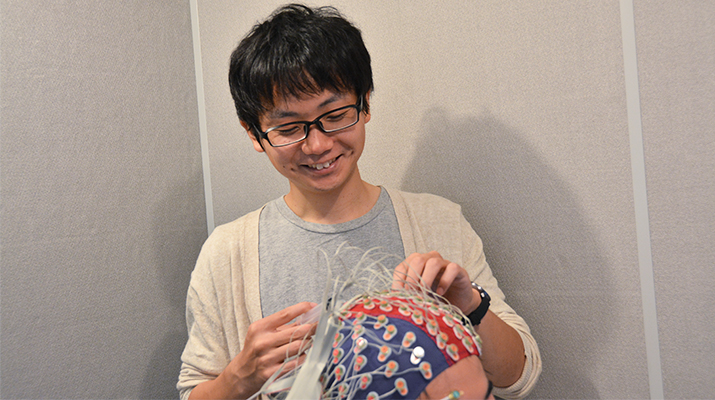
240, 120, 265, 153
363, 91, 371, 124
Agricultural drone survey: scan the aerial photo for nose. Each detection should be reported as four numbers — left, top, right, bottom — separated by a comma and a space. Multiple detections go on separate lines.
301, 124, 332, 154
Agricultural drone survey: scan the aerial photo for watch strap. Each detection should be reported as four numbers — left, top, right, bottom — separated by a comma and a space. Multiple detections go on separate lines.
466, 282, 490, 326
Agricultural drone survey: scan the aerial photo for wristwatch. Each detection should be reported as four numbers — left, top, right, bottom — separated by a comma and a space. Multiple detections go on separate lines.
465, 282, 490, 326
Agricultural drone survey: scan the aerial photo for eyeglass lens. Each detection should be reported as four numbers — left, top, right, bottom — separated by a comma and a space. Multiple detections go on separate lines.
266, 106, 359, 146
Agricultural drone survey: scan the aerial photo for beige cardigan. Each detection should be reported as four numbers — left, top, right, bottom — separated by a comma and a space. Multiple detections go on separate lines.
178, 188, 541, 399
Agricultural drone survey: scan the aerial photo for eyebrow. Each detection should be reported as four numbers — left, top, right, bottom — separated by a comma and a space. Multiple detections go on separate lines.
267, 94, 344, 120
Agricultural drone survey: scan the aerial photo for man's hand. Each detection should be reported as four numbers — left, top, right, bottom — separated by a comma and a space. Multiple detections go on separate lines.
391, 251, 479, 314
189, 302, 317, 400
392, 252, 526, 388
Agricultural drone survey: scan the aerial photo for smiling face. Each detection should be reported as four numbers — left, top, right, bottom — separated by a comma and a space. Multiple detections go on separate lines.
243, 90, 370, 200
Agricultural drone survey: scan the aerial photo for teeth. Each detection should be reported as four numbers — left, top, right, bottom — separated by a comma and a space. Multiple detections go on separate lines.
310, 160, 333, 170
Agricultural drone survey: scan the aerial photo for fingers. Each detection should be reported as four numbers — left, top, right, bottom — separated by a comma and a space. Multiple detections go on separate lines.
392, 252, 470, 297
277, 302, 319, 331
271, 351, 309, 379
244, 302, 317, 363
263, 327, 314, 364
275, 323, 314, 347
433, 261, 462, 296
419, 256, 449, 292
230, 302, 319, 394
242, 319, 315, 378
264, 301, 316, 328
250, 340, 309, 384
392, 251, 439, 290
393, 251, 450, 289
258, 318, 316, 359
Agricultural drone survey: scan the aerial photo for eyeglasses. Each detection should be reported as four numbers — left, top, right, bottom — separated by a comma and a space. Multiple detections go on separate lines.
254, 99, 363, 147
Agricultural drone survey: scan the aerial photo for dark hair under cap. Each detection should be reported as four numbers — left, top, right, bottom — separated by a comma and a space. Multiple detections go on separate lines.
228, 4, 374, 141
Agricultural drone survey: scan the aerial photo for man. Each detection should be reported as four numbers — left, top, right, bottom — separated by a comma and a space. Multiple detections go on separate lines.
178, 4, 540, 400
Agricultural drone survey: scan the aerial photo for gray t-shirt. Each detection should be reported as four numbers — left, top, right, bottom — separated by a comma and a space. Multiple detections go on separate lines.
258, 188, 405, 317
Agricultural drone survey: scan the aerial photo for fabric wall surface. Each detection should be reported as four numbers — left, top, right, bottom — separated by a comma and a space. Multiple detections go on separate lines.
635, 1, 715, 398
0, 1, 206, 398
1, 0, 712, 399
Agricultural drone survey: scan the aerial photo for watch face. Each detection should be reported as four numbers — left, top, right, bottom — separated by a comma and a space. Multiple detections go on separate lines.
480, 288, 490, 301
471, 282, 490, 301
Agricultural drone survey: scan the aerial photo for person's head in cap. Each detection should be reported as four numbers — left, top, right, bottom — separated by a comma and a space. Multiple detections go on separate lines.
321, 289, 494, 400
256, 249, 494, 400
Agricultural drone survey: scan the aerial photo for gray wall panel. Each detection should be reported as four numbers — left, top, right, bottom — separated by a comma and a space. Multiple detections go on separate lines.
195, 0, 290, 227
1, 1, 206, 398
635, 1, 715, 398
396, 2, 649, 398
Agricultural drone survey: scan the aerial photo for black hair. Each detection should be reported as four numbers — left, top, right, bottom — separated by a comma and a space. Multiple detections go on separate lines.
228, 4, 373, 141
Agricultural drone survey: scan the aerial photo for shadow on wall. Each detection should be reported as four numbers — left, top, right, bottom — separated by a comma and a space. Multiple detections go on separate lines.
401, 109, 612, 399
141, 179, 207, 399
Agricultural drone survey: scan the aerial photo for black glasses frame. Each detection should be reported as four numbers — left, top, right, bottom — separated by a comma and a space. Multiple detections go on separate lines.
254, 99, 364, 148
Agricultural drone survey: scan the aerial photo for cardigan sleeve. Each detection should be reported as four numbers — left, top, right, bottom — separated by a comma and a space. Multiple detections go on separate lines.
458, 213, 541, 399
177, 230, 233, 400
176, 210, 263, 400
